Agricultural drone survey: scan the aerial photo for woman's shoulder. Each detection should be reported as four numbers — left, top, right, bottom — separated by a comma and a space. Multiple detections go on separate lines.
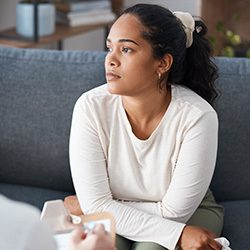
76, 83, 117, 105
80, 83, 110, 99
74, 84, 120, 117
171, 84, 216, 115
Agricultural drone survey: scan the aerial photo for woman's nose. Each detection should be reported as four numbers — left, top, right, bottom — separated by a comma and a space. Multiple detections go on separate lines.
106, 53, 120, 67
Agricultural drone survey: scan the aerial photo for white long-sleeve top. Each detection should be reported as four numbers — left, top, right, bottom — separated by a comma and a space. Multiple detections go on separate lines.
69, 84, 218, 250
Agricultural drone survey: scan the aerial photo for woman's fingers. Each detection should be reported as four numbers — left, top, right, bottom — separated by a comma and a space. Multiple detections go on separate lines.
208, 237, 222, 250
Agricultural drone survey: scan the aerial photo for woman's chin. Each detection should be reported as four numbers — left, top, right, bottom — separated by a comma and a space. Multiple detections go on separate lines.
107, 81, 122, 95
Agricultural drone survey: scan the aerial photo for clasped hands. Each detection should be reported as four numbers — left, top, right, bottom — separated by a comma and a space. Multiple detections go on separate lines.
64, 196, 223, 250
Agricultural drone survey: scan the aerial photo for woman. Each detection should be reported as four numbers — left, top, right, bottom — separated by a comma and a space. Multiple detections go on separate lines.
69, 4, 224, 250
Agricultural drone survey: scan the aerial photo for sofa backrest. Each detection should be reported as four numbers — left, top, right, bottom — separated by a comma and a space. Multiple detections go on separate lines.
211, 57, 250, 202
0, 47, 249, 202
0, 47, 106, 192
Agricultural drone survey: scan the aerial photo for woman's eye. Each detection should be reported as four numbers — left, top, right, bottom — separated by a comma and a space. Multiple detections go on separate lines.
106, 47, 112, 52
122, 47, 133, 53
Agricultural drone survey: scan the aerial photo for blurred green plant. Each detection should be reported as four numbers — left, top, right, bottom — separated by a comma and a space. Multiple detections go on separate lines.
208, 13, 250, 58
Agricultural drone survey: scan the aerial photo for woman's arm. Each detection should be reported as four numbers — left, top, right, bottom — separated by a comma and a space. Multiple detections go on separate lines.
160, 111, 218, 222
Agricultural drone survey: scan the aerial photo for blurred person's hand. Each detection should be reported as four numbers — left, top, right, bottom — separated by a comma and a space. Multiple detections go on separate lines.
68, 224, 117, 250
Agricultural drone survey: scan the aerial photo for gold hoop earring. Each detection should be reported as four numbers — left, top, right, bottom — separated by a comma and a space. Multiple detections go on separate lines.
158, 73, 161, 80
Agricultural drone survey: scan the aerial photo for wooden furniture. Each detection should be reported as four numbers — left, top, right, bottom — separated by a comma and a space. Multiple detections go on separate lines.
0, 22, 112, 50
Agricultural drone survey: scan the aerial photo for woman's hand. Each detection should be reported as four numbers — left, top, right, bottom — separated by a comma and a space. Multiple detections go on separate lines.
177, 225, 222, 250
69, 224, 117, 250
64, 195, 83, 216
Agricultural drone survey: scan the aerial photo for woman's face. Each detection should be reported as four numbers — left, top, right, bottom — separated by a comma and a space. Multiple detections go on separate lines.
105, 14, 161, 97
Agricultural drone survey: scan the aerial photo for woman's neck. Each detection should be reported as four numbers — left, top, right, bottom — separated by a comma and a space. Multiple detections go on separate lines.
122, 86, 171, 140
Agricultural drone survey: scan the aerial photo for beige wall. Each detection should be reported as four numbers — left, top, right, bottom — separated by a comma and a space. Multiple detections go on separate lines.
0, 0, 20, 30
125, 0, 201, 15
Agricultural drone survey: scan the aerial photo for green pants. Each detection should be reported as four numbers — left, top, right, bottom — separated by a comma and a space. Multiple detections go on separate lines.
116, 189, 224, 250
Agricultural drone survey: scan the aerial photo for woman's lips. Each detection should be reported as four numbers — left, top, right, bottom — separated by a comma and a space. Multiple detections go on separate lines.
106, 71, 121, 81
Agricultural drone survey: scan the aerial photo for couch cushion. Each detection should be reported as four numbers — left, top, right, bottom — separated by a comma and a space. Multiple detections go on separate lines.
211, 57, 250, 202
220, 200, 250, 249
0, 47, 107, 192
0, 183, 74, 210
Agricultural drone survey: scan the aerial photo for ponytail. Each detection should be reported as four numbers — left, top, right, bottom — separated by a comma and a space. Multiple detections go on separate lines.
180, 20, 218, 105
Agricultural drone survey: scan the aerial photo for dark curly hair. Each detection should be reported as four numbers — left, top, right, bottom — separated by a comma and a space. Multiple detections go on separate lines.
121, 4, 218, 105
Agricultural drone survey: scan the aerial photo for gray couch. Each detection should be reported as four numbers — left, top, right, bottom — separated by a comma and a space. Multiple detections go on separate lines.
0, 46, 249, 249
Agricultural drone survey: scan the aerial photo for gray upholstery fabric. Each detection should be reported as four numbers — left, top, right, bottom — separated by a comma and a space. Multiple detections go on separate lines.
211, 57, 250, 202
0, 47, 106, 192
220, 200, 250, 249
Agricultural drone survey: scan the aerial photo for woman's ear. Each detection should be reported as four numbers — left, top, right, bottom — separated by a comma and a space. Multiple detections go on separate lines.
157, 53, 173, 75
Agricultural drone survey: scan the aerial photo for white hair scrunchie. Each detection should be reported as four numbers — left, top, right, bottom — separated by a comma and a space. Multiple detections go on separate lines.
173, 11, 195, 48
